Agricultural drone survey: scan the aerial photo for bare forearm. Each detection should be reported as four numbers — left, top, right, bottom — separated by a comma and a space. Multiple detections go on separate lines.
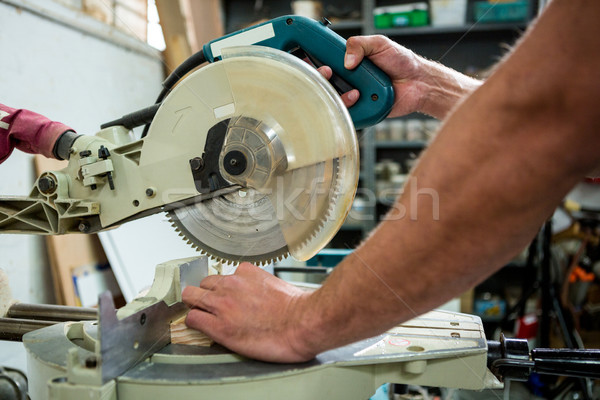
418, 58, 481, 119
293, 0, 600, 355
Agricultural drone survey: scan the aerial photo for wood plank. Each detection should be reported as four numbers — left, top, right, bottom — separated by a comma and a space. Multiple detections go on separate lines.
82, 0, 114, 25
156, 0, 192, 73
181, 0, 224, 53
171, 313, 213, 346
83, 0, 148, 41
115, 0, 148, 42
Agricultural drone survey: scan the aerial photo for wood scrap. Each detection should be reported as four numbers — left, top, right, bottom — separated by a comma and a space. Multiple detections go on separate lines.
171, 313, 213, 346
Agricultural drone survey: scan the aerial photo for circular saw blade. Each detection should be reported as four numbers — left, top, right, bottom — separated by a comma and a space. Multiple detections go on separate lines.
163, 46, 358, 264
168, 188, 289, 265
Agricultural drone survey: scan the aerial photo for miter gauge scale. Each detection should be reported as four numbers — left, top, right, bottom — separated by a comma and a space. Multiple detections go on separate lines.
157, 46, 360, 265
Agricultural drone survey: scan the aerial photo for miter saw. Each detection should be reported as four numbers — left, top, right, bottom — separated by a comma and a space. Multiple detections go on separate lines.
2, 15, 598, 400
0, 15, 395, 265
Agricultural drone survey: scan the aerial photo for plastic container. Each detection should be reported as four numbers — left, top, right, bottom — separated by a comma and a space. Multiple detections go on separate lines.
473, 1, 530, 23
374, 3, 429, 29
430, 0, 467, 27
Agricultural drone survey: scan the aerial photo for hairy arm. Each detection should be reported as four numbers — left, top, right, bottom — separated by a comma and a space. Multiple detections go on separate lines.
184, 0, 600, 362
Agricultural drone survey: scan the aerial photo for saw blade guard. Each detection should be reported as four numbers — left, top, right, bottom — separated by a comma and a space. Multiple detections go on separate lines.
218, 46, 359, 260
156, 46, 359, 263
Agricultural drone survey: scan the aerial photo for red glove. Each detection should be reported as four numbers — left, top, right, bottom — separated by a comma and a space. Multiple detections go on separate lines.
0, 103, 74, 164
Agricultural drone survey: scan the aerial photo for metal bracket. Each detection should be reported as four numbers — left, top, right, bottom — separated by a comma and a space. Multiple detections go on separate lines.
190, 118, 234, 193
97, 257, 208, 383
55, 257, 209, 385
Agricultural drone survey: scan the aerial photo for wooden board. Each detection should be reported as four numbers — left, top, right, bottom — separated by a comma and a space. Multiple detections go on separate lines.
181, 0, 224, 53
171, 313, 213, 347
156, 0, 192, 73
82, 0, 148, 41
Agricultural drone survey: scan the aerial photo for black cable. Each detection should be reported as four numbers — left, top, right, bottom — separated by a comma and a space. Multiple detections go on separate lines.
141, 49, 207, 138
160, 49, 207, 101
100, 103, 160, 130
100, 50, 207, 136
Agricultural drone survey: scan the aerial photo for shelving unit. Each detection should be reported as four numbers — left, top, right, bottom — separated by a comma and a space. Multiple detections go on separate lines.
375, 141, 427, 149
374, 21, 527, 36
324, 0, 539, 240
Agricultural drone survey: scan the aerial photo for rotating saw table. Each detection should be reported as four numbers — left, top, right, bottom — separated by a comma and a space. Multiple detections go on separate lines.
22, 257, 501, 400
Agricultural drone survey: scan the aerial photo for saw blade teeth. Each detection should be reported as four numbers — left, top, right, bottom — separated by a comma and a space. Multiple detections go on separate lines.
287, 159, 343, 257
167, 198, 290, 267
165, 140, 344, 267
158, 50, 359, 269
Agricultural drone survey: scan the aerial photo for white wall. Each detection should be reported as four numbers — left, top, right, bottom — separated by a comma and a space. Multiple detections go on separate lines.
0, 0, 163, 371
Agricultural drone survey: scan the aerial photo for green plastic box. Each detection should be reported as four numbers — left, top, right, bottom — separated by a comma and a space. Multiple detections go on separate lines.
473, 1, 530, 23
374, 3, 429, 29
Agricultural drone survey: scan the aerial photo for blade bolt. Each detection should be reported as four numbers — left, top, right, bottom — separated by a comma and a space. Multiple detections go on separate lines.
190, 157, 204, 171
223, 151, 247, 176
38, 176, 57, 194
